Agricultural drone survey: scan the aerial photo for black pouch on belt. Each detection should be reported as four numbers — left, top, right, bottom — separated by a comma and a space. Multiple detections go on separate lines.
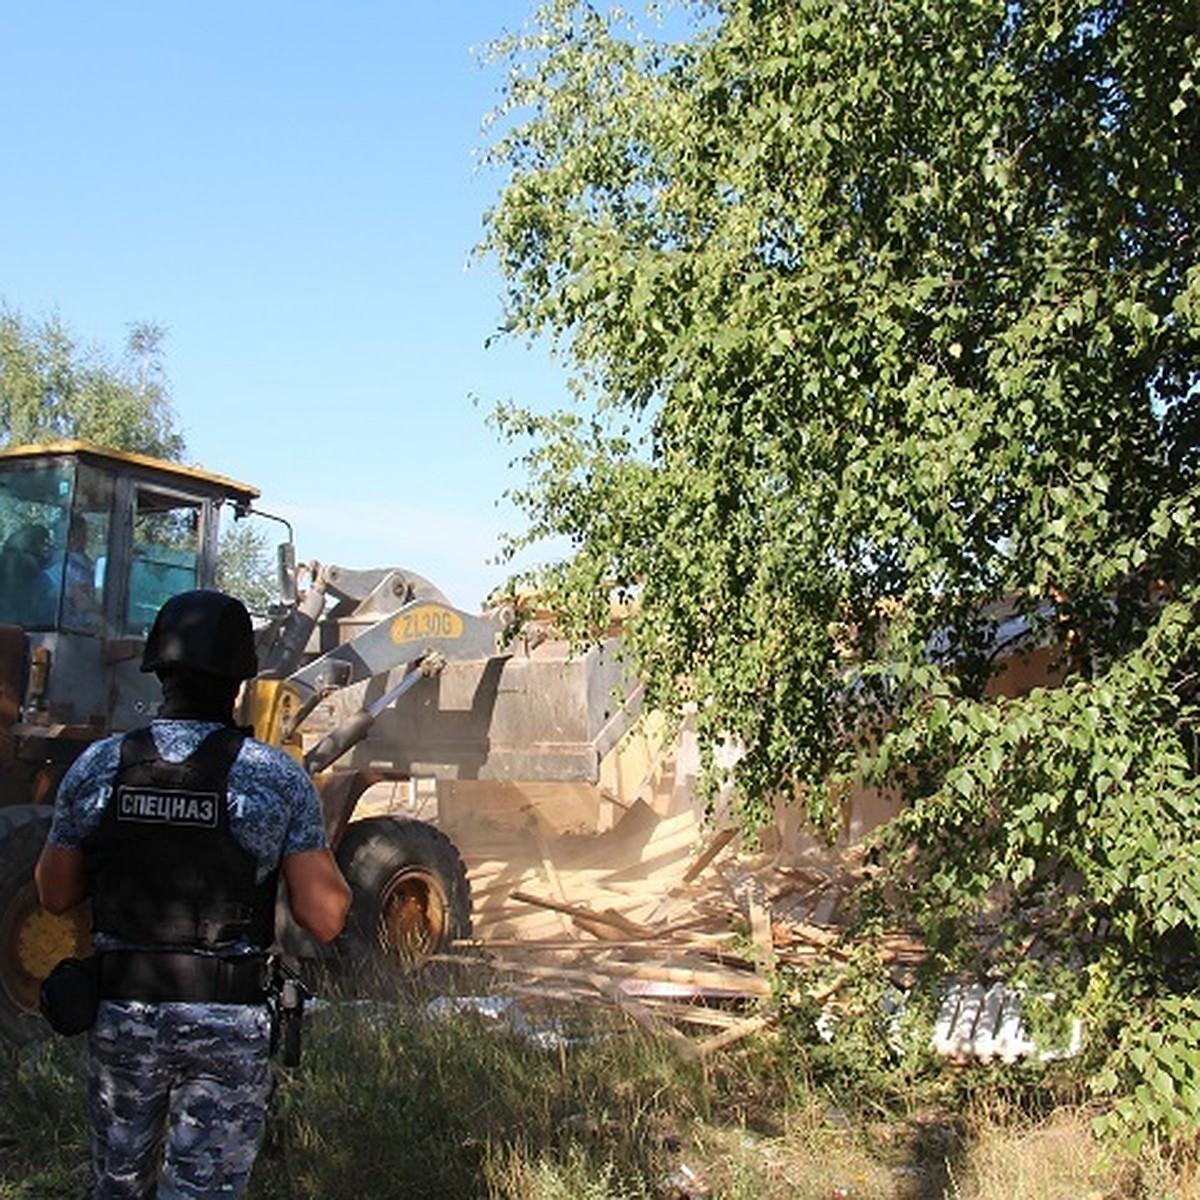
39, 955, 101, 1036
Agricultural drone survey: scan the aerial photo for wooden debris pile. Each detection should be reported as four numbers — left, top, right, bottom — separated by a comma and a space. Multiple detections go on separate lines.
440, 789, 926, 1059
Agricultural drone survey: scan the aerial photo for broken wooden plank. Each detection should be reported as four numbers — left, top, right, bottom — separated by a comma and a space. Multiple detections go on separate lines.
452, 931, 740, 954
738, 877, 777, 972
449, 951, 771, 1001
632, 1000, 763, 1031
510, 889, 654, 940
523, 811, 576, 938
696, 1015, 771, 1058
681, 828, 738, 884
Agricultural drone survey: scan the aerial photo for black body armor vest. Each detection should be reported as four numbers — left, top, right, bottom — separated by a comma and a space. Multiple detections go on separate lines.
85, 726, 277, 950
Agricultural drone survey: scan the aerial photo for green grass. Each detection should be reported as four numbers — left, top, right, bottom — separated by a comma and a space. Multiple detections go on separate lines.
251, 990, 712, 1199
0, 1037, 91, 1199
0, 979, 1194, 1200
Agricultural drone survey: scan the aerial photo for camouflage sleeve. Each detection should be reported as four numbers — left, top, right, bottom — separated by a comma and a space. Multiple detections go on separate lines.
230, 741, 329, 864
276, 753, 329, 858
47, 735, 123, 848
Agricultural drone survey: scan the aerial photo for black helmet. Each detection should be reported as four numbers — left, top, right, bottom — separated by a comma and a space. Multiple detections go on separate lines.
141, 590, 258, 680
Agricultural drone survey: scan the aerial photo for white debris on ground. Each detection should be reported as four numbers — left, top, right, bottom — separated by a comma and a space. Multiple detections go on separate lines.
424, 993, 588, 1052
932, 981, 1082, 1064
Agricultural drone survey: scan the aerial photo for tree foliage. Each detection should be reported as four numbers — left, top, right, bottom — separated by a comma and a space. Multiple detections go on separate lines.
483, 0, 1200, 1145
0, 308, 185, 459
216, 519, 280, 616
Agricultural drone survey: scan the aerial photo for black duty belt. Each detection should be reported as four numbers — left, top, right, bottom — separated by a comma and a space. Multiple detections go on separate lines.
99, 950, 268, 1005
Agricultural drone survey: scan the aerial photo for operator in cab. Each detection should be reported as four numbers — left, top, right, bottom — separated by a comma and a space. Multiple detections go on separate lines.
35, 588, 351, 1200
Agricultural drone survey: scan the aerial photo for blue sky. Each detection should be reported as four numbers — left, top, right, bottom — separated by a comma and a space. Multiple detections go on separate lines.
1, 3, 569, 610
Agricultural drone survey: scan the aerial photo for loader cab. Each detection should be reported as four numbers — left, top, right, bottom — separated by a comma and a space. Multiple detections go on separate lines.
0, 442, 259, 759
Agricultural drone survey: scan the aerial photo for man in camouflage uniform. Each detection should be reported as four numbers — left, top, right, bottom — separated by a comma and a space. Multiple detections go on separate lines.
36, 589, 351, 1199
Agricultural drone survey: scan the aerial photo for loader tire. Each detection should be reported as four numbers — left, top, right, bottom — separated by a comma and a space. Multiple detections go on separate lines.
335, 817, 471, 978
0, 805, 91, 1045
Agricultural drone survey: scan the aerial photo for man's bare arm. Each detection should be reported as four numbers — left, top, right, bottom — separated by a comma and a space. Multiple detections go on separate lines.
35, 844, 89, 914
282, 849, 351, 943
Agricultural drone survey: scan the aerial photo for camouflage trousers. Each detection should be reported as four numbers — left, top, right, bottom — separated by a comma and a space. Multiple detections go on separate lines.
87, 1000, 273, 1200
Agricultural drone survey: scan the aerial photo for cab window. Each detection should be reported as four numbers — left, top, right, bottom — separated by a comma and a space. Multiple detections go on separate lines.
125, 488, 203, 636
0, 461, 72, 630
60, 464, 114, 634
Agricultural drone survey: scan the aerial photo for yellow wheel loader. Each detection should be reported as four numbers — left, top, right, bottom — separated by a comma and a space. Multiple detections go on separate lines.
0, 441, 638, 1043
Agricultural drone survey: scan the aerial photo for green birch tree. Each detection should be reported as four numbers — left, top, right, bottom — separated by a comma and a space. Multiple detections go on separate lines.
483, 0, 1200, 1145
